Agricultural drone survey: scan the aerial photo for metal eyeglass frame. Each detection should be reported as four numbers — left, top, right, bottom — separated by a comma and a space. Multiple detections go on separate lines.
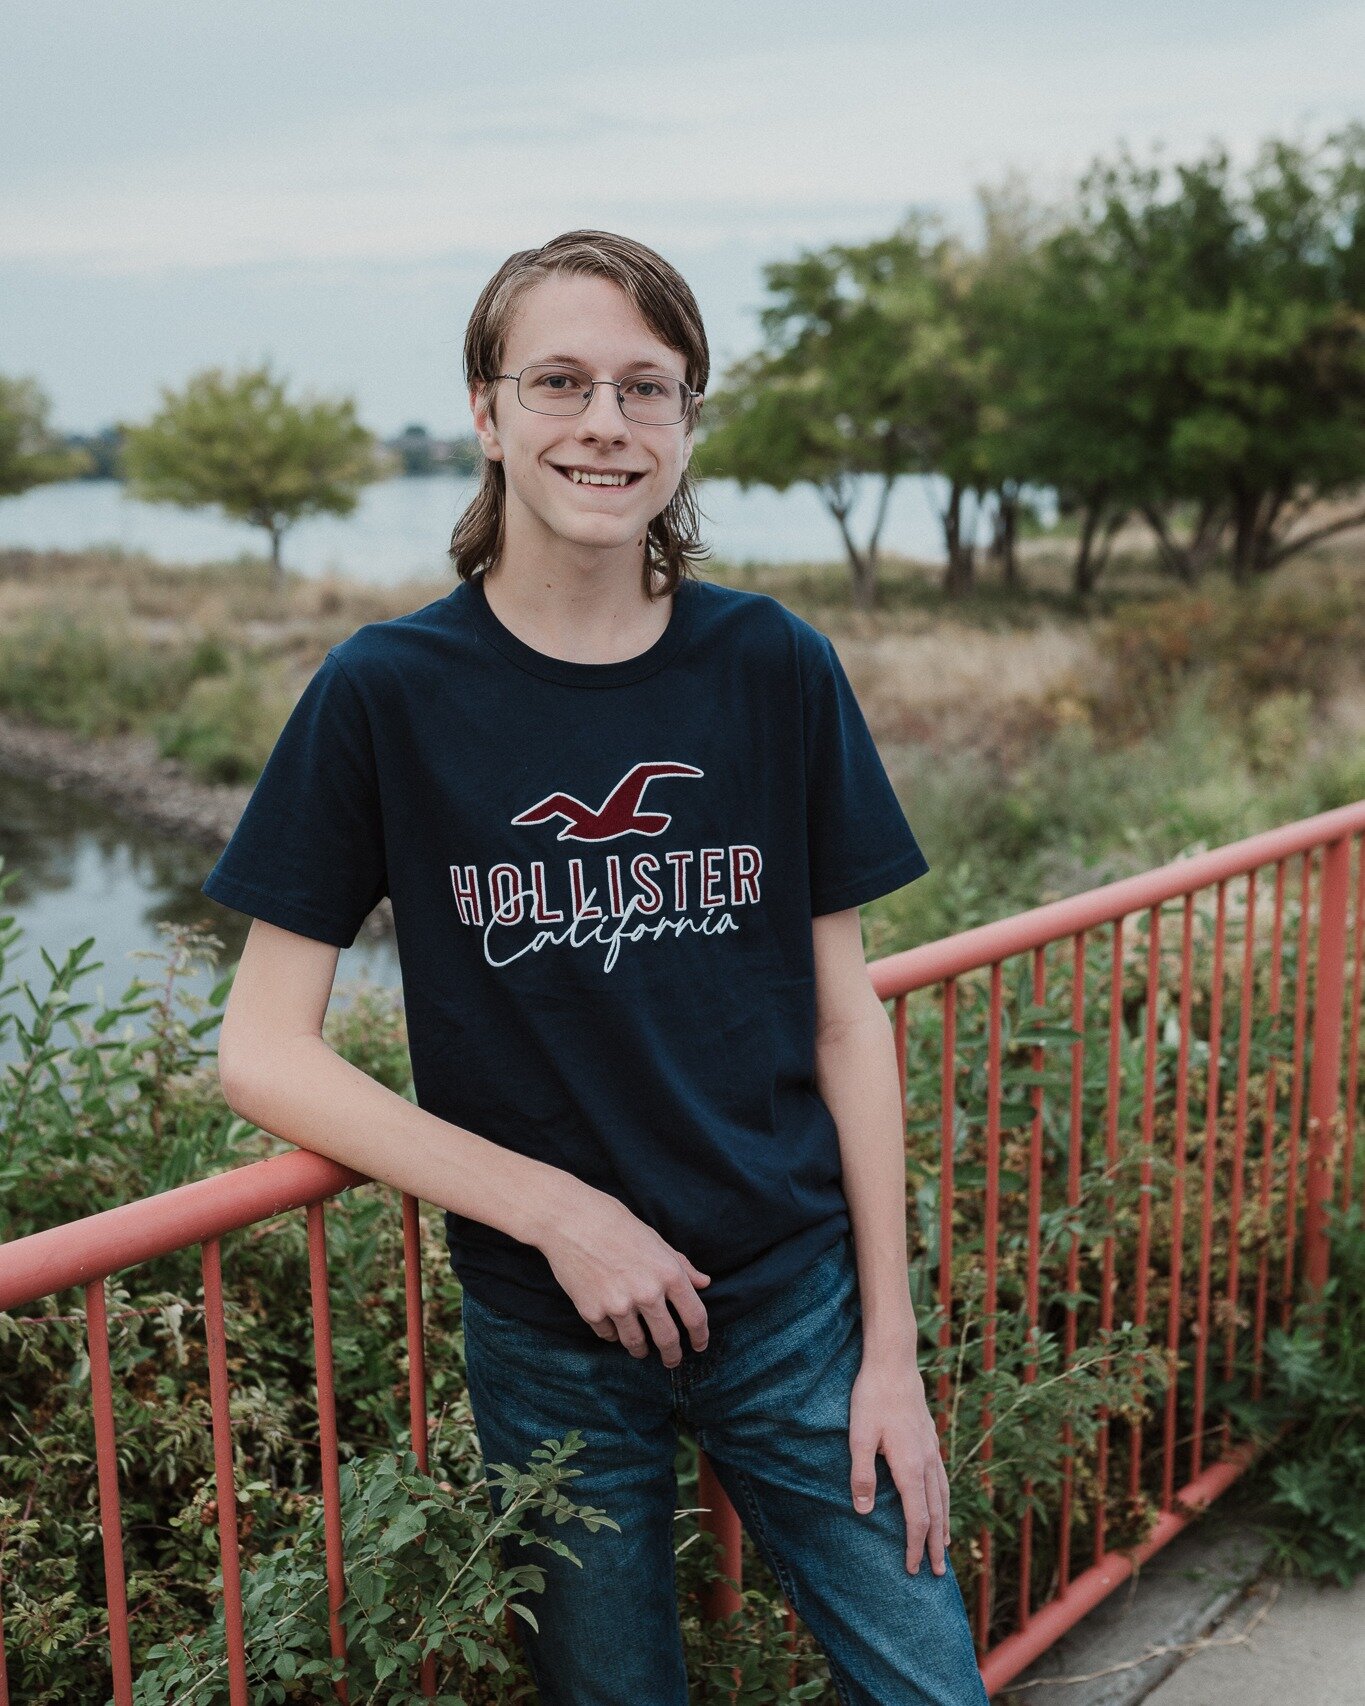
492, 365, 701, 426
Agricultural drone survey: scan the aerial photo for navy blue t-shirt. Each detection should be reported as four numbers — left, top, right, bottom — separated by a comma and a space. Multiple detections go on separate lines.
201, 570, 929, 1340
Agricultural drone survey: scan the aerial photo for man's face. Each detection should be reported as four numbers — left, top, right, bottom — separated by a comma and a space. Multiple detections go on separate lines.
470, 272, 697, 562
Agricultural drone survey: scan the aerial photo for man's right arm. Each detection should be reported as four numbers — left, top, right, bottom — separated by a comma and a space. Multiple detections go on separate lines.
215, 917, 576, 1247
214, 917, 711, 1364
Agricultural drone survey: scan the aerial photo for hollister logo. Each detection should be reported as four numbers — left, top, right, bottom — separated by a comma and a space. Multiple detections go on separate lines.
509, 760, 703, 841
448, 760, 763, 974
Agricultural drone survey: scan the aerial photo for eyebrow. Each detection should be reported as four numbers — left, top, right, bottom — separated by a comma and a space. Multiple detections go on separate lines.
530, 352, 684, 377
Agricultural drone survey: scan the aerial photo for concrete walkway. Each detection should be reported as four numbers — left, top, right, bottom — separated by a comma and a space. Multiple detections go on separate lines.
1142, 1571, 1365, 1706
996, 1488, 1365, 1706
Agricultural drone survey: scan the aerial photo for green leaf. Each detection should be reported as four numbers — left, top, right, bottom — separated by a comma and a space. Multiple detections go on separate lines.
379, 1505, 428, 1553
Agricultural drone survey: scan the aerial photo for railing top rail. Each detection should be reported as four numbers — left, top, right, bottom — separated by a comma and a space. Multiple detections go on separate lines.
869, 798, 1365, 1001
2, 799, 1361, 1313
0, 1148, 364, 1314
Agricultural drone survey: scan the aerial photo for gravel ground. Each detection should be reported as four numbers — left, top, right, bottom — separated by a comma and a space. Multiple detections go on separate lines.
0, 709, 250, 850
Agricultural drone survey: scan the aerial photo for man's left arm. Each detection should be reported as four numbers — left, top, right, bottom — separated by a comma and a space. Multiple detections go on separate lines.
811, 905, 950, 1577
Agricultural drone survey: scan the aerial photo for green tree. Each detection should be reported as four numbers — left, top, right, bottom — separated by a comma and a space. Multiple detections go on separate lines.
1177, 126, 1365, 580
1016, 126, 1365, 592
66, 424, 125, 480
1002, 178, 1167, 598
964, 173, 1065, 593
919, 221, 1025, 599
698, 214, 1045, 604
393, 422, 436, 475
697, 219, 956, 611
0, 375, 89, 497
120, 363, 381, 577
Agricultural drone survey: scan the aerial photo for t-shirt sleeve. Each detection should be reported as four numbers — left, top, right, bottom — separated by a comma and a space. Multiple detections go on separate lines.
803, 633, 930, 916
200, 649, 388, 949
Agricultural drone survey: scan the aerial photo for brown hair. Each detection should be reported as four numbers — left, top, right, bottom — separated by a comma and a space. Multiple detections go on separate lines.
449, 229, 711, 598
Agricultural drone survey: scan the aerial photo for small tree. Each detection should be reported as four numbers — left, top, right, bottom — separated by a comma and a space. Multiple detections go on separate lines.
698, 217, 1030, 606
0, 374, 89, 497
1015, 126, 1365, 592
120, 362, 380, 577
696, 223, 949, 612
1177, 127, 1365, 580
966, 174, 1066, 593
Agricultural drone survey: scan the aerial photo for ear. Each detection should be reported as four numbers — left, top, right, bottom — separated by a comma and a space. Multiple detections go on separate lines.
469, 382, 504, 462
686, 395, 703, 448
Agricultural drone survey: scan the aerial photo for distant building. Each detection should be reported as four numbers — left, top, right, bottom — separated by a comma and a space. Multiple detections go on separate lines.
63, 425, 124, 480
389, 424, 481, 477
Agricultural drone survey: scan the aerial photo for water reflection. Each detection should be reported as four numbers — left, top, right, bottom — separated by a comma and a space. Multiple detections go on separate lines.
0, 769, 401, 1066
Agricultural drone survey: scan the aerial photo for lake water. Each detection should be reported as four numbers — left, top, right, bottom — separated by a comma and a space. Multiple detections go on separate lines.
0, 472, 971, 582
0, 769, 401, 1069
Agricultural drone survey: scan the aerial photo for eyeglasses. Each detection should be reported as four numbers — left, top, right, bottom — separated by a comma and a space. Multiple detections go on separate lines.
494, 363, 699, 426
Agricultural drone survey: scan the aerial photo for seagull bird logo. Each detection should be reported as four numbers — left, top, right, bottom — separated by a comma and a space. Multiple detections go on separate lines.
510, 761, 704, 842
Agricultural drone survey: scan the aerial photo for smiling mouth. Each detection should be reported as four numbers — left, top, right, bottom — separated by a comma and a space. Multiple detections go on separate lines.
553, 466, 646, 488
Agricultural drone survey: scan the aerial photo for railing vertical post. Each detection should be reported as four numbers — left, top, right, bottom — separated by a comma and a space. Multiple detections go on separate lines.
1304, 835, 1352, 1295
306, 1202, 350, 1703
0, 1568, 10, 1706
697, 1449, 743, 1625
1344, 836, 1365, 1208
201, 1240, 249, 1706
85, 1279, 134, 1706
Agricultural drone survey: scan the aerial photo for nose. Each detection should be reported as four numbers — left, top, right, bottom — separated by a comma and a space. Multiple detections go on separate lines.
574, 382, 630, 446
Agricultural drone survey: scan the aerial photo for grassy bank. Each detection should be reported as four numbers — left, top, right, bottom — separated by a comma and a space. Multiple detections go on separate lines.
1, 542, 1363, 956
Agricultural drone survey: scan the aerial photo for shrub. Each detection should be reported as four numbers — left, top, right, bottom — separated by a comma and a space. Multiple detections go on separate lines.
131, 1443, 602, 1705
0, 610, 228, 737
0, 840, 1356, 1697
1242, 1202, 1365, 1587
1092, 583, 1364, 737
154, 659, 296, 783
0, 868, 835, 1703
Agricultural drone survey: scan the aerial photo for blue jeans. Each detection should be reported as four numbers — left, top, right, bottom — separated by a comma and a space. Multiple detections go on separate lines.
459, 1230, 990, 1705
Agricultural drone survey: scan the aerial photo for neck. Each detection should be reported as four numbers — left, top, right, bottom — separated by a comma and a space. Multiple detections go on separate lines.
481, 517, 670, 666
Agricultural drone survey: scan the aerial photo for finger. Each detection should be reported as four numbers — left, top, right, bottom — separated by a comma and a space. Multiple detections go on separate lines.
850, 1435, 879, 1513
938, 1458, 952, 1547
638, 1297, 684, 1367
681, 1254, 711, 1288
611, 1309, 650, 1358
668, 1281, 710, 1352
923, 1467, 947, 1576
899, 1471, 931, 1575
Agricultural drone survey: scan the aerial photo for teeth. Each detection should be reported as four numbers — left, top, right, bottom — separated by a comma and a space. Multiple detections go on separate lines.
569, 469, 632, 485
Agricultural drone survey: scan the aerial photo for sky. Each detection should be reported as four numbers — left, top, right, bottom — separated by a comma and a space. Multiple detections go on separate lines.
3, 0, 1362, 438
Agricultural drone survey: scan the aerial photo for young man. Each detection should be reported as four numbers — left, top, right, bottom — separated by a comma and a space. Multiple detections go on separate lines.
204, 229, 990, 1704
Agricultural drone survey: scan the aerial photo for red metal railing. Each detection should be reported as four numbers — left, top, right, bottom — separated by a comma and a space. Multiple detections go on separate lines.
872, 802, 1364, 1690
1, 800, 1362, 1701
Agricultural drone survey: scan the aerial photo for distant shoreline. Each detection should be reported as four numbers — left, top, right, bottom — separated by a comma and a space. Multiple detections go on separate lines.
0, 707, 244, 849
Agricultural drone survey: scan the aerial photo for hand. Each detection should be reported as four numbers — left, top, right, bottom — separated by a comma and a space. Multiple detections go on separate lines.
849, 1348, 950, 1576
538, 1184, 711, 1366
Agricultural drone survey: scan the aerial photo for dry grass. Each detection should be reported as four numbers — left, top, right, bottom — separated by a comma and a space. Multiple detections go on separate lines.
3, 536, 1363, 754
0, 546, 452, 679
837, 621, 1101, 726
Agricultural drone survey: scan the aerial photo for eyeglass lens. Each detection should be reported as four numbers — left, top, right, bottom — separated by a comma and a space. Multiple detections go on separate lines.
517, 364, 689, 423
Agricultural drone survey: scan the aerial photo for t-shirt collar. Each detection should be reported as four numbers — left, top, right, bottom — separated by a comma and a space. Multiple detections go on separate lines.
461, 567, 697, 688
